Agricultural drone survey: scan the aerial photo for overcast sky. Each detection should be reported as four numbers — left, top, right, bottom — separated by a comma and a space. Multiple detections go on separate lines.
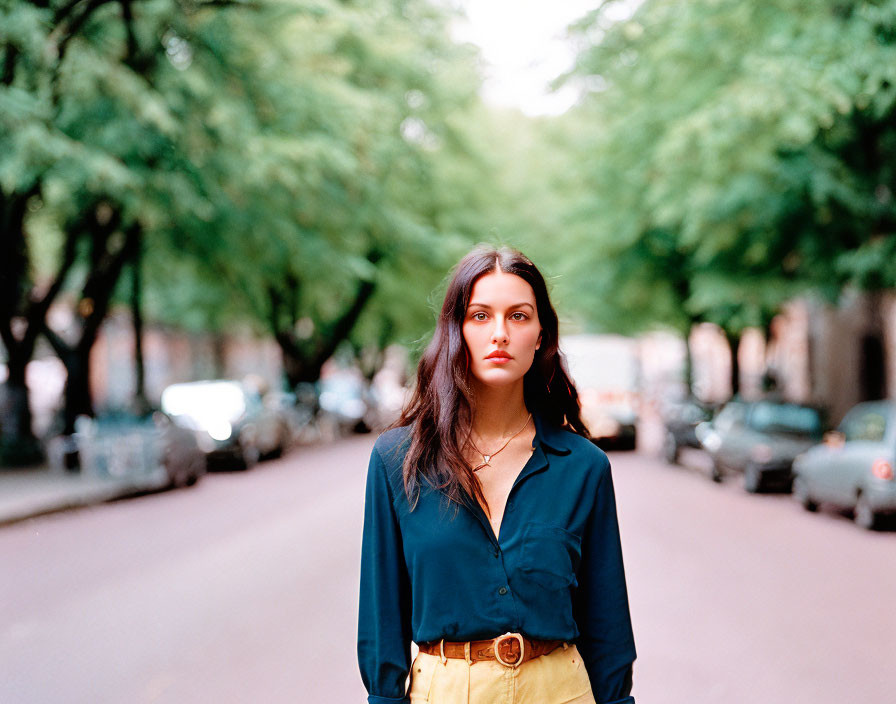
452, 1, 638, 116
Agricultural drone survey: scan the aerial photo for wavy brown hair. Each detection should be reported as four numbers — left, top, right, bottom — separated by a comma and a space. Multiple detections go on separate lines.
394, 245, 588, 514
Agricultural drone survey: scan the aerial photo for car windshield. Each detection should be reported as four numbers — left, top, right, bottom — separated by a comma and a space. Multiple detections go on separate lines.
749, 403, 821, 437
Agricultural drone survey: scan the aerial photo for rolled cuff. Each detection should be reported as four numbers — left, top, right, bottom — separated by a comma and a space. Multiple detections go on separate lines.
368, 695, 409, 704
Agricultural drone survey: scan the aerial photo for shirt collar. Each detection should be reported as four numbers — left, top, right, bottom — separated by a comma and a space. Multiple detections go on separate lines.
533, 413, 573, 456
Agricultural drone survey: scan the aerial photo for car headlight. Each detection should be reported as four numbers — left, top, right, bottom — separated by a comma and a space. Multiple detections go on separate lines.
700, 430, 722, 453
207, 420, 233, 442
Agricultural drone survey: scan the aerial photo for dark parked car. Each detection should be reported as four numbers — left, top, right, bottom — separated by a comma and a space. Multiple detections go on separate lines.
792, 401, 896, 530
161, 380, 290, 469
696, 399, 824, 492
661, 397, 717, 464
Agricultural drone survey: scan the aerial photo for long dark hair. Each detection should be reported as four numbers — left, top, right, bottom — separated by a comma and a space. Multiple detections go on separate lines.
394, 245, 588, 514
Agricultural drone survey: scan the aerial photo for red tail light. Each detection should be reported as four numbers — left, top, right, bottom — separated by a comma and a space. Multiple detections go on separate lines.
871, 459, 894, 480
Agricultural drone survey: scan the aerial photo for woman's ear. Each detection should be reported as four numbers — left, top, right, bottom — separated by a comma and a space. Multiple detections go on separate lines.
536, 331, 542, 350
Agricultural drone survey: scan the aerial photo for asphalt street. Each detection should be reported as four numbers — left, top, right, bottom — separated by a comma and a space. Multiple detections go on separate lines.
1, 436, 894, 703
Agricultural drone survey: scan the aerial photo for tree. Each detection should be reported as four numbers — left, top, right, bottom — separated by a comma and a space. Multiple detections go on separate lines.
557, 0, 896, 395
2, 0, 496, 461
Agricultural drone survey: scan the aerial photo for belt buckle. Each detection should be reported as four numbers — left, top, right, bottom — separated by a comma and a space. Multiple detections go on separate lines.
493, 632, 525, 668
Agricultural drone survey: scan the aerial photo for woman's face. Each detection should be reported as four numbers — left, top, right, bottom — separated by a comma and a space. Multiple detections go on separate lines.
462, 270, 542, 390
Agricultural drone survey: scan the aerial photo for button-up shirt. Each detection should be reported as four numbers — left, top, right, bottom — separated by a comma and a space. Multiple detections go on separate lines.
358, 414, 637, 704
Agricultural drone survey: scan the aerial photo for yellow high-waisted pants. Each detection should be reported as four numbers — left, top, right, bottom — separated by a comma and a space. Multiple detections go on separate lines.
408, 643, 596, 704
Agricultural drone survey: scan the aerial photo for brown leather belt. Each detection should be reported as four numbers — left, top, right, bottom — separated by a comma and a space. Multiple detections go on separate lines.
418, 632, 564, 667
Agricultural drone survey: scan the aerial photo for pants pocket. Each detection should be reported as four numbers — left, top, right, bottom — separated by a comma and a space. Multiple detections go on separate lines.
409, 652, 439, 703
557, 646, 595, 703
514, 645, 595, 704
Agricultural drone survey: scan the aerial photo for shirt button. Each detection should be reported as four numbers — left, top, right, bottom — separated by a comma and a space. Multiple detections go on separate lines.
493, 548, 500, 558
498, 586, 508, 596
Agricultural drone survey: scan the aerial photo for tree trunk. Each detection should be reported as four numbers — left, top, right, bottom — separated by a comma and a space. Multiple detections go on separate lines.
681, 323, 695, 397
860, 291, 887, 401
759, 316, 779, 394
0, 186, 45, 464
59, 342, 94, 435
0, 352, 43, 465
211, 332, 227, 378
725, 329, 742, 399
130, 245, 150, 414
41, 214, 141, 445
273, 249, 382, 388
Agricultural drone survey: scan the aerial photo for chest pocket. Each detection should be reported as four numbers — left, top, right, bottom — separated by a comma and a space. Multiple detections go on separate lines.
519, 522, 582, 591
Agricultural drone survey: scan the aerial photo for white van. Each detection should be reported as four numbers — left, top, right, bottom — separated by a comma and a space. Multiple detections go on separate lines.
560, 334, 641, 450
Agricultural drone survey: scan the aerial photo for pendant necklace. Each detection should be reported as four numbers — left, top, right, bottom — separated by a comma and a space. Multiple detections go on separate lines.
469, 413, 532, 472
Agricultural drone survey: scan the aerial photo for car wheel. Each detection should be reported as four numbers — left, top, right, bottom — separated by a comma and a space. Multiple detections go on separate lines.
710, 460, 724, 483
663, 432, 680, 465
186, 456, 204, 486
793, 477, 817, 512
241, 444, 260, 470
854, 493, 879, 530
165, 457, 188, 489
743, 464, 764, 494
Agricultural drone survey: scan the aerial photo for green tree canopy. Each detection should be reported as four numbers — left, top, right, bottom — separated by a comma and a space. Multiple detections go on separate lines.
562, 0, 896, 338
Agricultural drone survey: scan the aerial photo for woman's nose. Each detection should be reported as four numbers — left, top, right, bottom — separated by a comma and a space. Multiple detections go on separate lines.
491, 319, 509, 344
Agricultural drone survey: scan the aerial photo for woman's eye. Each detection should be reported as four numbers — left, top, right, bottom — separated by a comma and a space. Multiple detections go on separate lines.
510, 312, 528, 321
472, 312, 487, 321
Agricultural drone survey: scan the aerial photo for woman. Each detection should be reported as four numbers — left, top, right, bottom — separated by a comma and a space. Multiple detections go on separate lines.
358, 246, 636, 703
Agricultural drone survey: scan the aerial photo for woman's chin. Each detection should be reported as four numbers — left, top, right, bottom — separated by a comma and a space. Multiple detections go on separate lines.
471, 370, 525, 389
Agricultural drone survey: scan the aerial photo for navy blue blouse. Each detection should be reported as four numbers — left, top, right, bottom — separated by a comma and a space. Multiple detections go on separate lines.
357, 414, 637, 703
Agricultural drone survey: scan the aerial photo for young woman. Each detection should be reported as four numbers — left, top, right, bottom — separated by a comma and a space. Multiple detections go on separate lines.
358, 246, 636, 703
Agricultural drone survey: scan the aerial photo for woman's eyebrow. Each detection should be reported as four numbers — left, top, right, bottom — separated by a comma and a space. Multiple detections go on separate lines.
468, 302, 535, 310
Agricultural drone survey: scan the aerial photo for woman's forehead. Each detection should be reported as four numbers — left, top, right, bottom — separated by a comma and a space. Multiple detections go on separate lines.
468, 270, 536, 305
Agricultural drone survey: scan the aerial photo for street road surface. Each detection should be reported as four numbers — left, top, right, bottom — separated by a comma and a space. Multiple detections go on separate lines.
1, 437, 894, 703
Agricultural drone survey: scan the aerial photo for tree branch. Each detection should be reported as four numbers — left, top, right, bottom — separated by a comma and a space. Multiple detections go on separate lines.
2, 45, 18, 86
315, 247, 383, 361
119, 0, 139, 63
79, 229, 139, 351
54, 0, 116, 67
28, 206, 83, 316
40, 321, 72, 359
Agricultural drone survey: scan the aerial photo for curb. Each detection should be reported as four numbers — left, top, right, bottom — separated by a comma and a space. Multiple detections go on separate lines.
0, 476, 166, 528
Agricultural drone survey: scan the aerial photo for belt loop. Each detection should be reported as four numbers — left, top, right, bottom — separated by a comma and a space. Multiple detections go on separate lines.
464, 641, 472, 665
439, 638, 447, 665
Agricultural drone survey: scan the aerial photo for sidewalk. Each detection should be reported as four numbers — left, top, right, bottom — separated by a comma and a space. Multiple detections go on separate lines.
0, 465, 166, 527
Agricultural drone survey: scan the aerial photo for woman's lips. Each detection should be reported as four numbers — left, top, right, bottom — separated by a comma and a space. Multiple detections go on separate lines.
486, 351, 512, 363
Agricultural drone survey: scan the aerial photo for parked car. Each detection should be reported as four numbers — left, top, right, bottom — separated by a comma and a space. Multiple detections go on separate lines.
160, 380, 289, 469
696, 399, 824, 492
660, 396, 717, 465
263, 390, 315, 446
317, 374, 374, 435
792, 400, 896, 530
68, 410, 205, 489
151, 411, 208, 487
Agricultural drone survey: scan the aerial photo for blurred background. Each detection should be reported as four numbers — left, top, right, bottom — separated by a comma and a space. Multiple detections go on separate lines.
2, 0, 895, 702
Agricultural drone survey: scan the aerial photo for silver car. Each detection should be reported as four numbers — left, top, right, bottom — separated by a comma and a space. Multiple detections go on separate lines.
696, 399, 823, 492
793, 401, 896, 530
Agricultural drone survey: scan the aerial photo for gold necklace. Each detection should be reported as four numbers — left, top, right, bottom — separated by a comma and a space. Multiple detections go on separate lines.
469, 413, 532, 472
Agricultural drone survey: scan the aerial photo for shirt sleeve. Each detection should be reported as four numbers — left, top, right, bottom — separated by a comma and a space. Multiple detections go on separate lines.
358, 443, 413, 704
573, 456, 638, 704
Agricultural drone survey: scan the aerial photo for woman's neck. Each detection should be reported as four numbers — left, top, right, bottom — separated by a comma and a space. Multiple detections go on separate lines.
469, 380, 530, 439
